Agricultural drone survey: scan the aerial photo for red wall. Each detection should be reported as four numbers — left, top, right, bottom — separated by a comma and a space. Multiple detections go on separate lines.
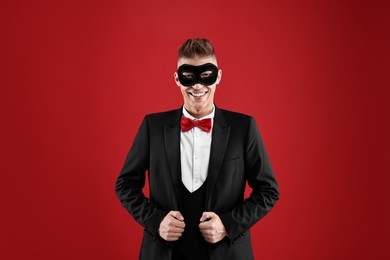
1, 1, 389, 259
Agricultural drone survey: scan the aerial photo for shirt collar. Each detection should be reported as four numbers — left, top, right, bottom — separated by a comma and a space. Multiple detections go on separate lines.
182, 104, 215, 121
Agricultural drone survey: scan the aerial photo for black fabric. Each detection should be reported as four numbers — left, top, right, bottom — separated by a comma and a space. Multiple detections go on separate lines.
175, 181, 209, 260
177, 63, 218, 86
172, 248, 188, 260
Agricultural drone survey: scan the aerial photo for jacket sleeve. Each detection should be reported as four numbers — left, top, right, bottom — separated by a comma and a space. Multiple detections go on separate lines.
115, 116, 167, 236
220, 117, 280, 240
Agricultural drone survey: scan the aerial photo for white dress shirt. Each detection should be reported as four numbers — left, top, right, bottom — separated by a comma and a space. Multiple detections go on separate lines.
180, 105, 215, 193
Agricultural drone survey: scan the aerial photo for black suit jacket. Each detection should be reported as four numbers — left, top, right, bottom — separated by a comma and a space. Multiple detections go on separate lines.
116, 106, 279, 260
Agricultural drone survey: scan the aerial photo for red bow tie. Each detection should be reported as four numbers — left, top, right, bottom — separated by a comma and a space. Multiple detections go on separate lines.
181, 117, 212, 133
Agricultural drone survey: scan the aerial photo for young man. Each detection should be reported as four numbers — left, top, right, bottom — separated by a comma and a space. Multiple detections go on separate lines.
116, 38, 279, 260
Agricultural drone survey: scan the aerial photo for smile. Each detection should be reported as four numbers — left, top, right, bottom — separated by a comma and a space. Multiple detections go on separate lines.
189, 91, 208, 97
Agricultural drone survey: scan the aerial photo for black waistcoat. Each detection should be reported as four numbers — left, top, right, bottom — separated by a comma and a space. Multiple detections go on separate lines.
176, 181, 209, 260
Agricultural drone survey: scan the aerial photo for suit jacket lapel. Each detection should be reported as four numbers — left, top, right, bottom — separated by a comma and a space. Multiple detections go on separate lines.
206, 107, 231, 210
164, 108, 182, 208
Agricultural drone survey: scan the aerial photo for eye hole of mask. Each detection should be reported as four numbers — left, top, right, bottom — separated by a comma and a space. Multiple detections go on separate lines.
182, 71, 195, 80
200, 70, 213, 79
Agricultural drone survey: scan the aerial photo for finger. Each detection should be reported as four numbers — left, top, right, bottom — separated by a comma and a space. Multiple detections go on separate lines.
201, 233, 213, 239
167, 232, 184, 238
200, 211, 215, 222
199, 222, 210, 230
160, 226, 183, 234
170, 211, 184, 221
167, 232, 183, 240
169, 218, 186, 228
199, 219, 216, 230
167, 226, 185, 233
159, 230, 183, 240
200, 226, 218, 235
199, 228, 215, 235
165, 235, 180, 241
167, 236, 182, 241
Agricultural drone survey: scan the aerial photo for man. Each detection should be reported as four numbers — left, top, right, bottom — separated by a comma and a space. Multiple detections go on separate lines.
116, 38, 279, 260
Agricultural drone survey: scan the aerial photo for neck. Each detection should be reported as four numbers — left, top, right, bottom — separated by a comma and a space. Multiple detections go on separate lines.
184, 104, 213, 119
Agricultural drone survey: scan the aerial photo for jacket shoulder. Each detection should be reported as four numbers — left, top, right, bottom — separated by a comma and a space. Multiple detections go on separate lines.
145, 109, 178, 118
219, 108, 254, 125
144, 108, 181, 125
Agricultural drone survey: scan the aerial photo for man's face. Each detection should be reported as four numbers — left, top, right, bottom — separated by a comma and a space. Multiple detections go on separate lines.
174, 56, 222, 118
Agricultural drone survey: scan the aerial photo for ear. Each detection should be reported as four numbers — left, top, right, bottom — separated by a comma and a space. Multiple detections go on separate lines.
174, 72, 181, 87
216, 69, 222, 85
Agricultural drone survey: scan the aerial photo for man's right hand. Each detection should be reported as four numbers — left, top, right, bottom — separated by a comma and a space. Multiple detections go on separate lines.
158, 211, 185, 241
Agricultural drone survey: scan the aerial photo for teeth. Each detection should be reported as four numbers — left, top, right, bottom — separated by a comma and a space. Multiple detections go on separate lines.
191, 92, 206, 97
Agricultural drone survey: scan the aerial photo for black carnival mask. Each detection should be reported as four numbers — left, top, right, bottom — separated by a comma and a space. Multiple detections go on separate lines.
177, 63, 219, 87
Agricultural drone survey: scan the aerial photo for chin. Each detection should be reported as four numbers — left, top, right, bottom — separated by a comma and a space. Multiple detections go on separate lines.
193, 101, 210, 111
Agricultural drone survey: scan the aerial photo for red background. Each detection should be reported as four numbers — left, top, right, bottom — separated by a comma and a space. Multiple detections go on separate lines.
1, 0, 389, 259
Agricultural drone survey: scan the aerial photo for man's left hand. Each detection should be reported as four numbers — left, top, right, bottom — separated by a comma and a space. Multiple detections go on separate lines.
199, 212, 227, 244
